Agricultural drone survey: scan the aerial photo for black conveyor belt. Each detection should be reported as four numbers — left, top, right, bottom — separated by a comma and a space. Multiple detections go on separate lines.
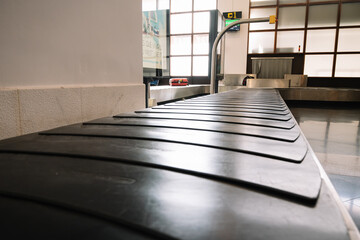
0, 89, 351, 240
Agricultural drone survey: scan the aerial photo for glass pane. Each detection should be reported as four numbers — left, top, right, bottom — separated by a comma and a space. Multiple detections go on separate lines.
278, 6, 306, 29
304, 55, 333, 77
171, 0, 192, 13
308, 4, 338, 28
170, 35, 192, 55
158, 0, 170, 10
194, 0, 216, 11
194, 12, 210, 33
279, 0, 306, 4
249, 8, 276, 30
193, 56, 209, 76
338, 28, 360, 52
248, 32, 275, 53
142, 0, 156, 11
193, 34, 209, 54
170, 57, 191, 76
250, 0, 276, 7
276, 31, 304, 53
306, 29, 336, 52
170, 13, 192, 34
335, 54, 360, 77
340, 3, 360, 27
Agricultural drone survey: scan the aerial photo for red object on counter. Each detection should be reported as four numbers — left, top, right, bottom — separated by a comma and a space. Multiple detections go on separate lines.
169, 78, 189, 86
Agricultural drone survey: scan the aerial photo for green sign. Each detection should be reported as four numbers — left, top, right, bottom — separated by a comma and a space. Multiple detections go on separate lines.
225, 19, 240, 31
225, 19, 239, 27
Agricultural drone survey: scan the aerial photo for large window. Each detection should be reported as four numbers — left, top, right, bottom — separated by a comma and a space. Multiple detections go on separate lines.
170, 0, 217, 77
142, 0, 170, 11
143, 0, 217, 78
142, 0, 170, 77
248, 0, 360, 78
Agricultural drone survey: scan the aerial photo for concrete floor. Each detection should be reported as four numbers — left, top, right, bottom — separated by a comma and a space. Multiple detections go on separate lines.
288, 101, 360, 230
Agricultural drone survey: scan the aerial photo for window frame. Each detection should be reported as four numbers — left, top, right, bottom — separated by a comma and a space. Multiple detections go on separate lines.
248, 0, 360, 78
169, 0, 217, 78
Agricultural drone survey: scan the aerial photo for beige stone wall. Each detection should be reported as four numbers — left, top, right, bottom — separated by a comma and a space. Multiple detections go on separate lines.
0, 85, 145, 140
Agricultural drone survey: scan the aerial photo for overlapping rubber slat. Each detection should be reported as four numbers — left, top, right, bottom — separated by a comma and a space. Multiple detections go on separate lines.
0, 153, 349, 240
0, 195, 157, 240
136, 108, 292, 121
166, 102, 288, 111
41, 124, 307, 162
0, 133, 318, 199
0, 88, 349, 240
86, 117, 299, 142
114, 113, 296, 129
177, 101, 287, 108
188, 101, 286, 105
152, 105, 290, 115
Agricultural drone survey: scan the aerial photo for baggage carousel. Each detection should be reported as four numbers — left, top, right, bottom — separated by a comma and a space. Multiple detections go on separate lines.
0, 89, 358, 239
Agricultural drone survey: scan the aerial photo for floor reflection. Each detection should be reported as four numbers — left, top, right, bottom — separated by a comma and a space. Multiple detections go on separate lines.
329, 174, 360, 231
288, 101, 360, 230
289, 103, 360, 177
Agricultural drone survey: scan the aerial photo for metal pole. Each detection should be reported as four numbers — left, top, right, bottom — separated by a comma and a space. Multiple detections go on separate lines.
145, 81, 150, 108
210, 17, 270, 94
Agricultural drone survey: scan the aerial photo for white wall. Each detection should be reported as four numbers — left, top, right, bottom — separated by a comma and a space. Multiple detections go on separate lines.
0, 0, 142, 88
218, 0, 250, 74
0, 0, 144, 140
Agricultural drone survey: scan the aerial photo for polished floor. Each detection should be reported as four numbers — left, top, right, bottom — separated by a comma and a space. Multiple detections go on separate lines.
289, 101, 360, 230
328, 174, 360, 230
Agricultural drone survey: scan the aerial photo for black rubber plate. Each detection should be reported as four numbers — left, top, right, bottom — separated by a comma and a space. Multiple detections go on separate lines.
136, 109, 292, 121
0, 133, 318, 199
0, 88, 348, 239
0, 196, 156, 240
41, 124, 307, 162
86, 117, 300, 142
114, 113, 296, 129
153, 105, 290, 115
166, 102, 288, 111
178, 101, 287, 108
0, 153, 348, 240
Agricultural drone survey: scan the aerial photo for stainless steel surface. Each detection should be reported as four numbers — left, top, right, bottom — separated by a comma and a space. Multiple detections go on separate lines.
210, 17, 270, 94
150, 85, 210, 103
150, 86, 360, 104
220, 74, 256, 86
280, 88, 360, 102
252, 57, 293, 79
247, 78, 290, 88
284, 74, 308, 87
